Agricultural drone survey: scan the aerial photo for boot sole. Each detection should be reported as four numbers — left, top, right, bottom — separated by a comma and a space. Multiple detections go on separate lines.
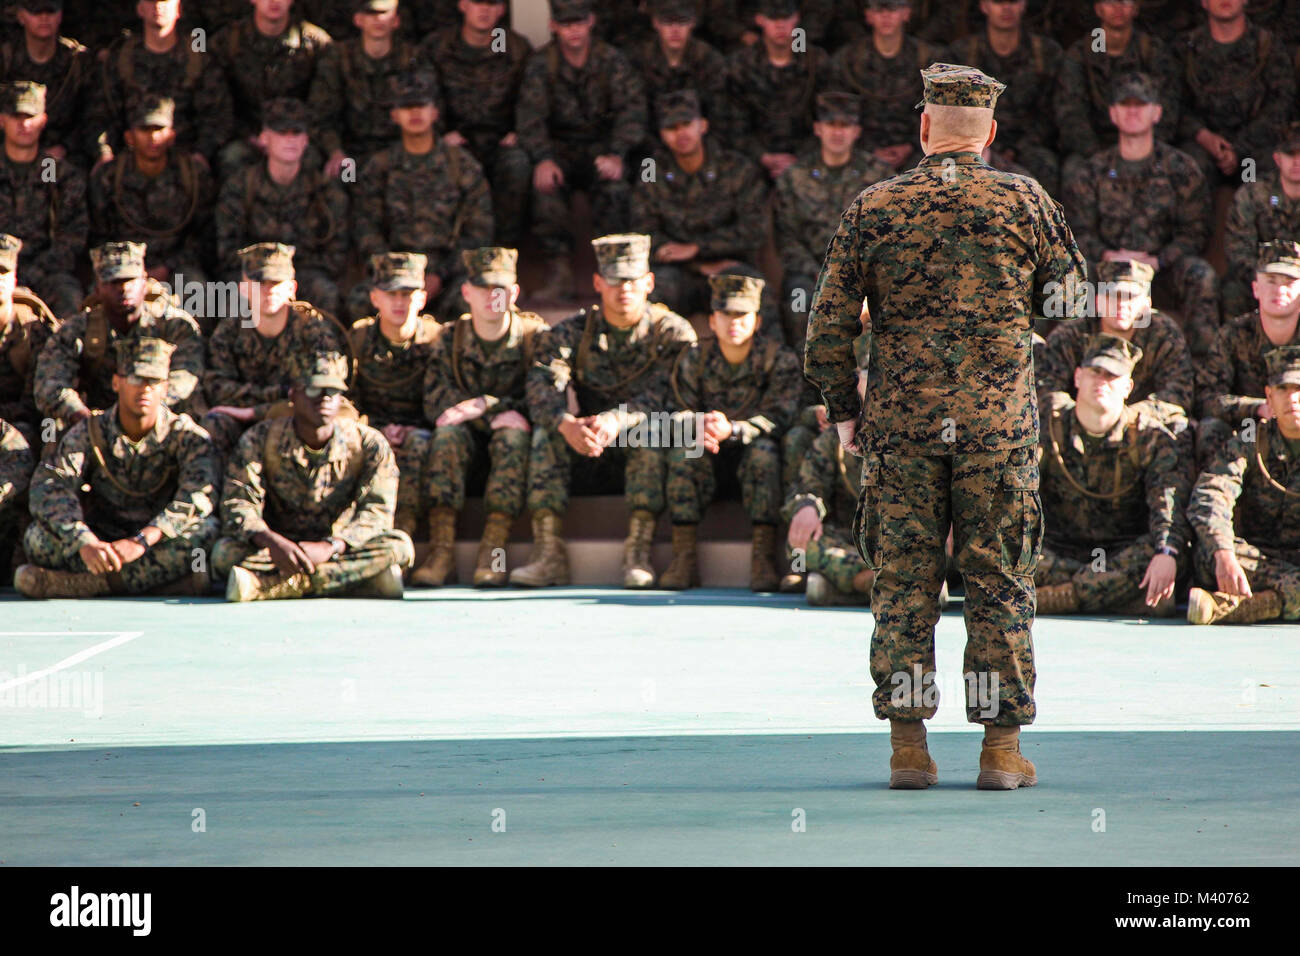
976, 770, 1038, 791
889, 769, 938, 789
1187, 589, 1215, 625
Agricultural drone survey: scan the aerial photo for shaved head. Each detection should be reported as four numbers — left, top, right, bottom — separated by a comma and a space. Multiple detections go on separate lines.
923, 104, 994, 142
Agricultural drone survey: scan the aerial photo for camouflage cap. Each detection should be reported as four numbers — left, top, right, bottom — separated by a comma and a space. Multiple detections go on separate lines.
550, 0, 593, 22
1, 80, 45, 116
592, 233, 651, 281
1265, 346, 1300, 387
756, 0, 799, 17
291, 351, 350, 391
263, 97, 310, 133
709, 273, 766, 313
916, 63, 1004, 110
1276, 121, 1300, 152
1111, 71, 1159, 105
0, 234, 21, 274
816, 91, 861, 124
238, 242, 296, 282
355, 0, 399, 11
127, 93, 175, 129
462, 247, 518, 287
19, 0, 63, 11
867, 0, 911, 7
1257, 240, 1300, 279
656, 89, 702, 127
115, 337, 174, 381
1094, 258, 1155, 288
1081, 333, 1143, 378
648, 0, 697, 20
370, 251, 429, 291
90, 240, 147, 283
389, 70, 439, 107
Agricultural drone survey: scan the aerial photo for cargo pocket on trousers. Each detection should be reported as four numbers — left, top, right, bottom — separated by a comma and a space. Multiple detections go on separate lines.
1000, 447, 1042, 577
852, 453, 882, 571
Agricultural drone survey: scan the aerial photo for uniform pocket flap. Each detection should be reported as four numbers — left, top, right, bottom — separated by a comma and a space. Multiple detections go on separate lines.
1003, 460, 1039, 491
860, 453, 880, 487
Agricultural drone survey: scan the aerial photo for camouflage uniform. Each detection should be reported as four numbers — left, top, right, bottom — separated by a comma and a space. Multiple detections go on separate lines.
59, 0, 136, 51
348, 253, 442, 535
665, 317, 803, 525
87, 95, 214, 289
630, 91, 773, 323
1063, 133, 1219, 357
1, 81, 86, 316
1035, 354, 1192, 613
515, 28, 647, 256
25, 339, 220, 594
525, 235, 697, 517
782, 424, 867, 596
213, 415, 415, 595
948, 27, 1063, 193
353, 73, 494, 321
804, 65, 1088, 726
424, 297, 547, 520
1223, 129, 1300, 319
201, 243, 352, 457
0, 28, 94, 163
1188, 419, 1300, 620
773, 93, 893, 351
1176, 19, 1295, 182
90, 26, 234, 165
1054, 27, 1181, 182
211, 12, 332, 174
827, 30, 948, 172
423, 21, 533, 244
725, 30, 830, 161
0, 416, 33, 577
35, 243, 204, 426
214, 99, 349, 316
0, 236, 59, 441
626, 6, 732, 149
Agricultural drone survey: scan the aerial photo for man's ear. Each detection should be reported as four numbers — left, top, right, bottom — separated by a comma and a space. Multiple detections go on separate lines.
984, 117, 997, 150
1122, 377, 1134, 400
1073, 366, 1083, 393
919, 111, 930, 151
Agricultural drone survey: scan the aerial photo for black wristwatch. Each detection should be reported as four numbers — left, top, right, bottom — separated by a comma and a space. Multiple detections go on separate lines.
132, 531, 150, 551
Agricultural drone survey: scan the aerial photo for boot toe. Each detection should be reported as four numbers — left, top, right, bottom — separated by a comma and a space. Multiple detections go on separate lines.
13, 565, 45, 599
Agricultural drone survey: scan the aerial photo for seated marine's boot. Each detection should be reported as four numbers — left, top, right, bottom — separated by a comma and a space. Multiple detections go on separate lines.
14, 565, 111, 600
659, 523, 699, 590
411, 506, 457, 587
149, 571, 213, 597
977, 725, 1038, 791
473, 511, 514, 587
806, 568, 873, 606
622, 509, 657, 589
1187, 587, 1282, 625
509, 509, 570, 587
347, 564, 405, 599
1116, 590, 1177, 618
778, 572, 806, 593
1034, 581, 1079, 615
749, 523, 780, 592
889, 719, 938, 790
225, 566, 312, 603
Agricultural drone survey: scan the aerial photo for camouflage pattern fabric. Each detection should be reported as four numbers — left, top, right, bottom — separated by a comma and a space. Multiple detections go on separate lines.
0, 151, 86, 316
0, 34, 95, 162
1188, 421, 1300, 618
1222, 175, 1300, 319
725, 41, 830, 158
34, 283, 204, 423
0, 417, 33, 573
781, 427, 867, 595
1176, 21, 1295, 179
626, 33, 733, 145
1034, 399, 1192, 611
90, 31, 234, 162
25, 404, 220, 593
1197, 309, 1300, 427
0, 287, 58, 434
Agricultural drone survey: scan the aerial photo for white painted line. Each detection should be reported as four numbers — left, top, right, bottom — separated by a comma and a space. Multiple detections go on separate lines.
0, 632, 143, 693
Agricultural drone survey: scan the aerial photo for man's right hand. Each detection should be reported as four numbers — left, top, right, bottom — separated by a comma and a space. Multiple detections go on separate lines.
66, 408, 92, 428
835, 419, 857, 454
787, 505, 824, 551
436, 396, 488, 427
1213, 549, 1252, 597
534, 159, 564, 193
209, 405, 257, 422
255, 530, 318, 577
559, 414, 603, 456
79, 538, 122, 575
1256, 402, 1273, 422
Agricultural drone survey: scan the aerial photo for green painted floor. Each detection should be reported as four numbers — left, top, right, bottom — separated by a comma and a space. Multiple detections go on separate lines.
1, 588, 1297, 865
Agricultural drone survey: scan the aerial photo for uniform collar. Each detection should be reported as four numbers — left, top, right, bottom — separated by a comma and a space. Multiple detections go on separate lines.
918, 151, 986, 168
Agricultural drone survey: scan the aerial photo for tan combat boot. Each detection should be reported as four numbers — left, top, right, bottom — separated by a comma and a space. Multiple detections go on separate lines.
347, 564, 405, 598
1116, 590, 1177, 617
473, 512, 514, 587
14, 565, 111, 600
977, 725, 1038, 790
533, 256, 574, 303
889, 719, 938, 790
411, 507, 457, 587
778, 572, 806, 593
225, 567, 312, 602
1035, 581, 1079, 615
622, 509, 657, 588
509, 509, 570, 587
749, 523, 779, 592
806, 571, 871, 606
1187, 587, 1282, 625
659, 523, 699, 590
150, 571, 212, 597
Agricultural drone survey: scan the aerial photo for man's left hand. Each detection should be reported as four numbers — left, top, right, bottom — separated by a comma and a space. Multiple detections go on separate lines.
1140, 552, 1177, 606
